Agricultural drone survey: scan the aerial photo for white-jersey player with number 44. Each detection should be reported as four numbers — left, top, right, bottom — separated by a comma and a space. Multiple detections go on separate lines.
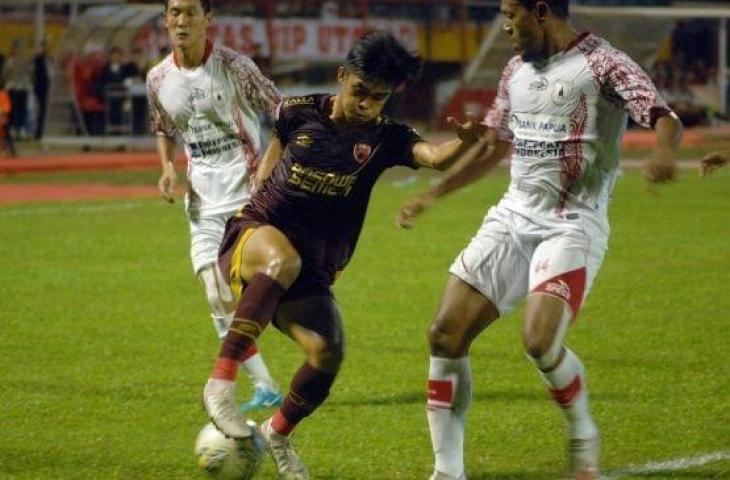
147, 0, 284, 412
397, 1, 683, 479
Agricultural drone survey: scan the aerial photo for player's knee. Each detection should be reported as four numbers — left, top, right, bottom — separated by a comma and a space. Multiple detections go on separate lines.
263, 252, 302, 287
428, 318, 467, 358
198, 265, 233, 316
521, 323, 562, 369
306, 338, 344, 372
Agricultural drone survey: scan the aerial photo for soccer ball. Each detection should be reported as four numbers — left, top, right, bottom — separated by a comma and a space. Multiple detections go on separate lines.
194, 421, 266, 480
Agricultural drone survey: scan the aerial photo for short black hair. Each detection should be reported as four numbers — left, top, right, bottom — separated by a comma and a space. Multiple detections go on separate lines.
163, 0, 211, 13
345, 31, 421, 88
518, 0, 570, 19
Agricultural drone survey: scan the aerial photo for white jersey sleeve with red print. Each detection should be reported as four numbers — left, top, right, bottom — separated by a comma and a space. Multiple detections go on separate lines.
484, 55, 523, 143
145, 43, 283, 216
485, 34, 672, 221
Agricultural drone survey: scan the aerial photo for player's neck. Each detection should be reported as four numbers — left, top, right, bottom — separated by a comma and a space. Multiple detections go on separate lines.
545, 23, 581, 58
329, 95, 352, 129
175, 40, 207, 69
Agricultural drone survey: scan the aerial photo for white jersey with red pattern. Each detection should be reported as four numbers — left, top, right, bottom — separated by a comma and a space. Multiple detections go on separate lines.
485, 33, 672, 225
146, 41, 282, 216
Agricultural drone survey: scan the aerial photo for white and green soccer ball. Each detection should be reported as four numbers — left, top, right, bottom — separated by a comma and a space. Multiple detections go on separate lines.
194, 421, 265, 480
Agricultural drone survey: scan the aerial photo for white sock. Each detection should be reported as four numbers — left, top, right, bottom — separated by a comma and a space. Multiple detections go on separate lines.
211, 313, 231, 339
427, 356, 472, 478
241, 351, 278, 391
540, 348, 597, 440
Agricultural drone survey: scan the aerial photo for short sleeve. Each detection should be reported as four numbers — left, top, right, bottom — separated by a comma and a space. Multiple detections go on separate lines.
273, 100, 295, 144
582, 38, 672, 128
484, 55, 522, 143
225, 50, 282, 121
385, 123, 424, 169
146, 68, 176, 137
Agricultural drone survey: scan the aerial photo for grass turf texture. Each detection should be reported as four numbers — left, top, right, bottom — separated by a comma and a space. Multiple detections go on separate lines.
0, 168, 728, 479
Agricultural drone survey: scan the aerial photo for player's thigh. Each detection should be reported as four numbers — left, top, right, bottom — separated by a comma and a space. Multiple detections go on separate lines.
448, 208, 531, 317
528, 227, 606, 318
238, 225, 302, 285
274, 295, 345, 369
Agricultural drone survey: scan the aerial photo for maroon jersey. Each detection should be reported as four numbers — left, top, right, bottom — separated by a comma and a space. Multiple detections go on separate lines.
243, 94, 422, 287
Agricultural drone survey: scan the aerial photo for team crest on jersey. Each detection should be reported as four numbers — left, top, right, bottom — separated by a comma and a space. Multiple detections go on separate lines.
353, 142, 372, 164
551, 80, 574, 106
296, 134, 313, 148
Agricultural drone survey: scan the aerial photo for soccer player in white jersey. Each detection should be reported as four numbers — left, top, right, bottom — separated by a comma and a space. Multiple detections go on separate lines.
397, 1, 683, 479
146, 0, 283, 411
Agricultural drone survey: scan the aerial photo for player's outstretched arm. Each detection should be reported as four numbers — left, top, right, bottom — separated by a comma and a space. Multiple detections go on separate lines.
253, 137, 284, 191
700, 150, 729, 177
411, 113, 487, 171
643, 113, 683, 183
156, 135, 178, 203
396, 128, 510, 229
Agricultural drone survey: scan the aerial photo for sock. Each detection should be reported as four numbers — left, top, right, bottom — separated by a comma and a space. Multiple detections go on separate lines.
239, 345, 278, 390
272, 363, 337, 436
427, 356, 472, 478
540, 348, 597, 440
211, 273, 286, 381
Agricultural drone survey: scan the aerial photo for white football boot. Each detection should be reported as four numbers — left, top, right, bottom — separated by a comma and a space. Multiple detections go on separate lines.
429, 471, 466, 480
567, 435, 601, 479
261, 417, 310, 480
202, 378, 252, 439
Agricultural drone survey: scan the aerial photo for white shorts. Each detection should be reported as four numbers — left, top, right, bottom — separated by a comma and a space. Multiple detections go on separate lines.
449, 203, 608, 317
189, 211, 236, 274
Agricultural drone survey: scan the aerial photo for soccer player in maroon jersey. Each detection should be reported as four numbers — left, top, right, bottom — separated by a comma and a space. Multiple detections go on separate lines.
201, 31, 490, 479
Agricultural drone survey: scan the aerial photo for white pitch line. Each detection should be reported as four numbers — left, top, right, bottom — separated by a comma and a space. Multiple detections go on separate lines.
0, 200, 154, 217
604, 450, 730, 479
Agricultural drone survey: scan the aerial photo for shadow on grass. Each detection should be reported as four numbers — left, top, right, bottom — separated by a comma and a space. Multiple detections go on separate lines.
331, 388, 632, 407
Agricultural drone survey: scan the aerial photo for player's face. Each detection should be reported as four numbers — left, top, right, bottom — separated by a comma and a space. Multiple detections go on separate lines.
500, 0, 545, 59
337, 67, 392, 124
164, 0, 211, 50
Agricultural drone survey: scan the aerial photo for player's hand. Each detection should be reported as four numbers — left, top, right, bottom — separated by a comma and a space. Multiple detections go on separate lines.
643, 147, 676, 183
158, 164, 177, 203
700, 151, 729, 177
396, 193, 435, 229
448, 112, 487, 145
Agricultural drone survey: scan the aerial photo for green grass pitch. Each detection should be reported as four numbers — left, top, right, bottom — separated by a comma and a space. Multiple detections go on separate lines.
0, 167, 728, 479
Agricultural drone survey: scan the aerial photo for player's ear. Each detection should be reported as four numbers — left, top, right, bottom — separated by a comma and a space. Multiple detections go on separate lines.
535, 1, 548, 22
337, 66, 347, 84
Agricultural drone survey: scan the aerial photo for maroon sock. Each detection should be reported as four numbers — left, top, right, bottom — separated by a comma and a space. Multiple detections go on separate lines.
272, 363, 337, 435
211, 273, 286, 380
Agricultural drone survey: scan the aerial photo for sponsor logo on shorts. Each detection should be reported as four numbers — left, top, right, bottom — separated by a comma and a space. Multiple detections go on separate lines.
544, 279, 571, 301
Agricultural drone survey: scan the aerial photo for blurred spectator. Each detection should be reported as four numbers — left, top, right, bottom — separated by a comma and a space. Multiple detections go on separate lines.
670, 20, 716, 85
124, 47, 148, 135
3, 39, 32, 140
73, 55, 105, 135
0, 78, 17, 157
99, 46, 128, 134
32, 41, 51, 139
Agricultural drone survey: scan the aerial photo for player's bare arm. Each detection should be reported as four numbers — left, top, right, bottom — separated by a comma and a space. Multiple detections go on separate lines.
396, 128, 510, 229
156, 135, 178, 203
644, 112, 683, 183
412, 113, 487, 171
253, 137, 283, 191
700, 150, 729, 177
